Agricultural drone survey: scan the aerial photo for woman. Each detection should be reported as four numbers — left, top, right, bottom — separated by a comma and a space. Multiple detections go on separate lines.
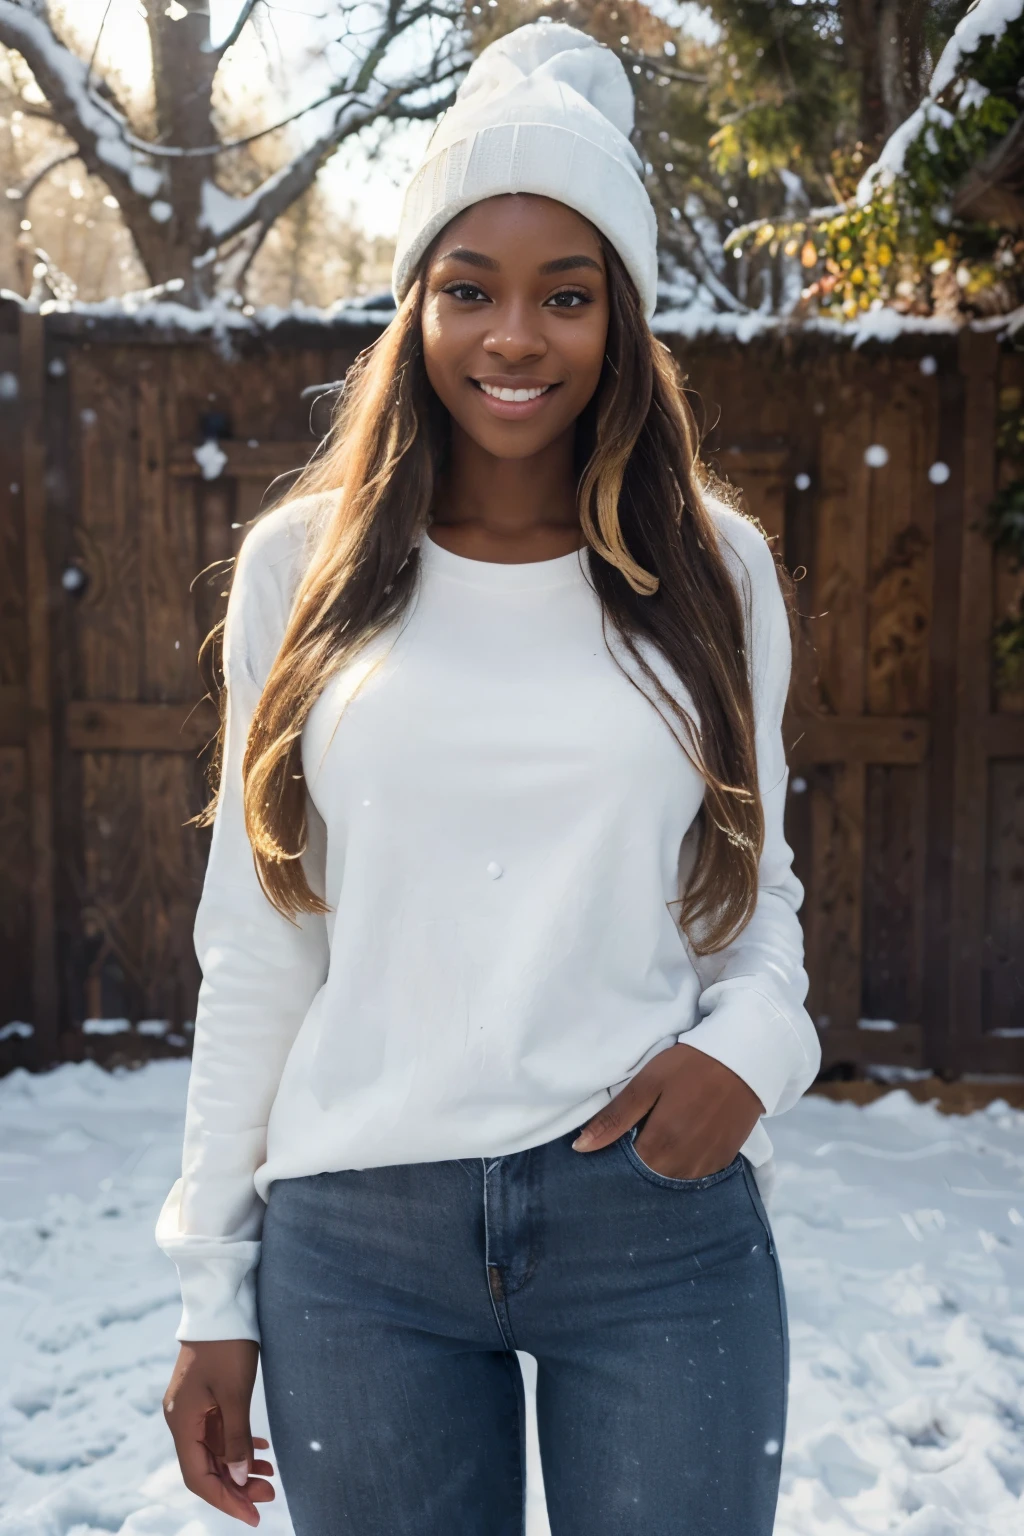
157, 22, 819, 1536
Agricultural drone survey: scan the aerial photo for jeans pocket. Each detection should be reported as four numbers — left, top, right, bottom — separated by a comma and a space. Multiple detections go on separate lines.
620, 1125, 744, 1190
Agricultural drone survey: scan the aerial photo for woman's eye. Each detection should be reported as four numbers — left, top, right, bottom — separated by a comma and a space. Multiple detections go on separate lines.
443, 282, 489, 302
545, 289, 590, 309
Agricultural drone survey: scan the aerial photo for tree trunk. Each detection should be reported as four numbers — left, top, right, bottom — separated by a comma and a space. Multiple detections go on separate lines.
878, 0, 912, 137
841, 0, 933, 152
125, 1, 220, 302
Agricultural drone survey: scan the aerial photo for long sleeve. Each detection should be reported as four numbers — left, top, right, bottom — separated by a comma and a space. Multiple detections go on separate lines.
677, 505, 821, 1119
155, 502, 330, 1343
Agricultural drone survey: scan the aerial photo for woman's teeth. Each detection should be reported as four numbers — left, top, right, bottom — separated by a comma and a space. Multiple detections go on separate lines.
478, 382, 552, 402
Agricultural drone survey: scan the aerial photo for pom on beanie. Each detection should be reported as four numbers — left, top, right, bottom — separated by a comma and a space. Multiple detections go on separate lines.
391, 22, 658, 318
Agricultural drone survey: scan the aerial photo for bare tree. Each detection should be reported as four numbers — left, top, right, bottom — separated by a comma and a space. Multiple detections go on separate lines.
0, 0, 466, 304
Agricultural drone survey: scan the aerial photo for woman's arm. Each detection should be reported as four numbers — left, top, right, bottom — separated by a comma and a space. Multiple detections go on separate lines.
155, 501, 330, 1345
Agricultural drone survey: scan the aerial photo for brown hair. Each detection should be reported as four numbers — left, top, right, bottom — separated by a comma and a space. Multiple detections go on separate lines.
209, 242, 773, 955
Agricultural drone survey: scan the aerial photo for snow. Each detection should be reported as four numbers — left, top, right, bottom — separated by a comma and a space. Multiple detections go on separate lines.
856, 0, 1024, 205
958, 78, 991, 115
0, 293, 398, 337
651, 301, 963, 349
193, 440, 228, 481
855, 102, 955, 204
199, 179, 256, 242
2, 1060, 1024, 1534
929, 0, 1024, 99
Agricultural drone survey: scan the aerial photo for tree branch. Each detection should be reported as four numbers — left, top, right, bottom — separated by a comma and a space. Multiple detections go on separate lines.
202, 76, 457, 247
86, 0, 113, 89
202, 0, 261, 56
7, 144, 78, 199
0, 1, 140, 200
622, 50, 707, 87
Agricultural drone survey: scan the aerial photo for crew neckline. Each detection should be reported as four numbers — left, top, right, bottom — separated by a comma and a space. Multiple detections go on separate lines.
420, 531, 590, 590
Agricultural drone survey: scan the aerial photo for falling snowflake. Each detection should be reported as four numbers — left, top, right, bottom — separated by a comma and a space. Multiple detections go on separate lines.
919, 355, 938, 376
928, 461, 950, 484
194, 439, 228, 480
794, 473, 811, 491
864, 444, 889, 468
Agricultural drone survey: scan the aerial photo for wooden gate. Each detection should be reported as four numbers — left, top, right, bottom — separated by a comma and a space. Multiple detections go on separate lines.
1, 300, 1021, 1077
677, 325, 1024, 1075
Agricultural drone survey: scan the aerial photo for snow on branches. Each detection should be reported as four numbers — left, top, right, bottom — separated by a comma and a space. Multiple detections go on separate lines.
0, 0, 467, 303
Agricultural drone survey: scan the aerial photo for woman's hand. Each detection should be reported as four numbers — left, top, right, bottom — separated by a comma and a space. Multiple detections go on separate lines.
163, 1340, 275, 1527
572, 1042, 763, 1178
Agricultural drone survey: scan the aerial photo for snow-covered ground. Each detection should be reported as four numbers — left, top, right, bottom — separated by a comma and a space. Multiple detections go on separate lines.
2, 1061, 1023, 1535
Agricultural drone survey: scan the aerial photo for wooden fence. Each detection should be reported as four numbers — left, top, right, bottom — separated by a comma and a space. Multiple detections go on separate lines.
1, 297, 1021, 1078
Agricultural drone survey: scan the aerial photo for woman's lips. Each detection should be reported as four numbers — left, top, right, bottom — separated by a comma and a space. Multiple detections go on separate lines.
470, 378, 561, 420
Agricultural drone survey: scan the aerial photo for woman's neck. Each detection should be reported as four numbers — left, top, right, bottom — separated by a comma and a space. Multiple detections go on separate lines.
429, 422, 584, 563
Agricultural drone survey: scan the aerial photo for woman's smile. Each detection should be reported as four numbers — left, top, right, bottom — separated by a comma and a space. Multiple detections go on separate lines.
471, 374, 561, 419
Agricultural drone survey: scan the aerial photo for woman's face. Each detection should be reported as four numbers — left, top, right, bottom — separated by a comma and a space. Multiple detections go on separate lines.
421, 194, 610, 462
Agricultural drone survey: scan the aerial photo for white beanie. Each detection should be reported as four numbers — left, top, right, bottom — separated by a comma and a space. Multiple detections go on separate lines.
392, 21, 659, 319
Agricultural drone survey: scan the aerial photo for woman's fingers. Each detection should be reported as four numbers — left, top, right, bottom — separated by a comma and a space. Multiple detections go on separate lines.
573, 1055, 669, 1151
163, 1342, 267, 1525
176, 1428, 262, 1526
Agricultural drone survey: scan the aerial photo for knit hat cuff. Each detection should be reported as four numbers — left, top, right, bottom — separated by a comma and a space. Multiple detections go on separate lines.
392, 120, 659, 320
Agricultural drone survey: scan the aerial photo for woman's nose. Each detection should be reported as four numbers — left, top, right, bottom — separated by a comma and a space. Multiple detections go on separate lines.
483, 303, 547, 363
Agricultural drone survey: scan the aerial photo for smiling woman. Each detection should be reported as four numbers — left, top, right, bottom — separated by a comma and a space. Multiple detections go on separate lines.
423, 200, 608, 458
156, 21, 819, 1536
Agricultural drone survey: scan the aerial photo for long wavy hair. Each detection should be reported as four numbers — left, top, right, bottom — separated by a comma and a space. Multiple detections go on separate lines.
204, 240, 777, 955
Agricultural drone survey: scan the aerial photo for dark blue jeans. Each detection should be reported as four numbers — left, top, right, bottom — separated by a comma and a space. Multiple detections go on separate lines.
256, 1127, 788, 1535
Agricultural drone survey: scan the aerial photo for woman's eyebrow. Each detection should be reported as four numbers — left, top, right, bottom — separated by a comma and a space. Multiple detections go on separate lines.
436, 247, 499, 270
538, 255, 603, 275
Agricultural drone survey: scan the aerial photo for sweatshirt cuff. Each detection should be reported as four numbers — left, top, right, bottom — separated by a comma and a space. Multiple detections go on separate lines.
677, 981, 813, 1119
170, 1248, 262, 1343
155, 1180, 262, 1343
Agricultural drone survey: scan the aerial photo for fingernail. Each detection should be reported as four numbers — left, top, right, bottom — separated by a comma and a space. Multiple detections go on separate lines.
227, 1461, 249, 1486
572, 1133, 591, 1151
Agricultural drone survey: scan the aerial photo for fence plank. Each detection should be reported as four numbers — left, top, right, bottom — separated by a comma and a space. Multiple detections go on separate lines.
18, 311, 59, 1062
922, 356, 967, 1068
949, 329, 1000, 1069
803, 374, 873, 1032
66, 699, 217, 752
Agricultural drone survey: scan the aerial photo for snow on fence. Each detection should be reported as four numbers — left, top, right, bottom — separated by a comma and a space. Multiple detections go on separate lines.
0, 297, 1021, 1080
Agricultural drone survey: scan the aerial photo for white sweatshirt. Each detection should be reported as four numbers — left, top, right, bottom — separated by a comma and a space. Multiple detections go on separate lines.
155, 491, 820, 1343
